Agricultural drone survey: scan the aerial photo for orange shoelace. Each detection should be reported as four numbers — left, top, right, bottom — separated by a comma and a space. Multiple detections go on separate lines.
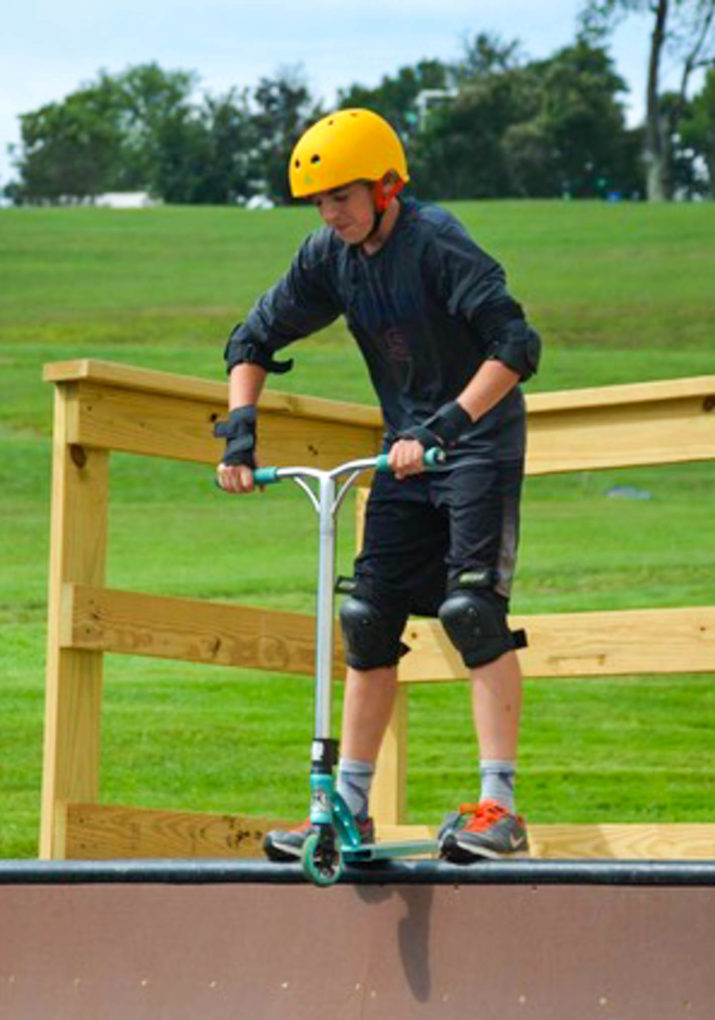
458, 800, 509, 833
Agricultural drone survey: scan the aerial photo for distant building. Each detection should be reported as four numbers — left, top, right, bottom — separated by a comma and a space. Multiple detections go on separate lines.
94, 192, 158, 209
245, 195, 275, 210
415, 88, 458, 127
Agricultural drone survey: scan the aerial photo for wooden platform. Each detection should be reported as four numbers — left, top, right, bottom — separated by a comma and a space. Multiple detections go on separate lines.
61, 804, 715, 861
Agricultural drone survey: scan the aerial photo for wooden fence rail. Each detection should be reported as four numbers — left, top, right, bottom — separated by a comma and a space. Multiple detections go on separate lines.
41, 360, 715, 860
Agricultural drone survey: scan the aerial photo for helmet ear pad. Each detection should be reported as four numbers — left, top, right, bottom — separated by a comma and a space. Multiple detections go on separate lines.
371, 174, 404, 213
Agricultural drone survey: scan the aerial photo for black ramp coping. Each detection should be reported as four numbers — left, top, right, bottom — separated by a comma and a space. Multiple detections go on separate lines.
1, 857, 714, 886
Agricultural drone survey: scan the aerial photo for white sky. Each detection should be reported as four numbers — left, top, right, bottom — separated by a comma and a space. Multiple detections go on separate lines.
0, 0, 688, 188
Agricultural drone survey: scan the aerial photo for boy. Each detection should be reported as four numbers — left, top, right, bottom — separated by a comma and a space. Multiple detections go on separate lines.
216, 108, 541, 862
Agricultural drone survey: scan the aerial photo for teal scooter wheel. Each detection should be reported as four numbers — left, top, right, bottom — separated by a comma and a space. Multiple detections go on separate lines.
301, 831, 343, 887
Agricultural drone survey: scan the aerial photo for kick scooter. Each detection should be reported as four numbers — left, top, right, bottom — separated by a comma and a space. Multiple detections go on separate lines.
243, 448, 445, 886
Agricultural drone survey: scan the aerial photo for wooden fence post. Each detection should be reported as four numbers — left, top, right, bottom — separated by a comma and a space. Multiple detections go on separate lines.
370, 687, 408, 825
39, 383, 108, 859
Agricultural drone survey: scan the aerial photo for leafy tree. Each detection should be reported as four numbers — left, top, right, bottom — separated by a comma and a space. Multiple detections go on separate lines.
9, 63, 199, 202
337, 59, 450, 140
413, 40, 638, 199
11, 84, 123, 202
251, 67, 321, 202
532, 41, 633, 197
454, 32, 524, 82
578, 0, 715, 199
109, 63, 198, 191
679, 67, 715, 192
195, 90, 257, 203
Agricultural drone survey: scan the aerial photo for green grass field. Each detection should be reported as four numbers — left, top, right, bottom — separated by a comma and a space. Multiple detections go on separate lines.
1, 200, 713, 858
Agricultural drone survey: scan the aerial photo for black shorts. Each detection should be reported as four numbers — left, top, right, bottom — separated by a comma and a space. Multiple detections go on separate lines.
351, 454, 524, 633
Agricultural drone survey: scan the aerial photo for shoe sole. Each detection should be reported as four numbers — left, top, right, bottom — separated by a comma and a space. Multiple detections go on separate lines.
263, 838, 304, 863
264, 825, 375, 864
441, 834, 530, 863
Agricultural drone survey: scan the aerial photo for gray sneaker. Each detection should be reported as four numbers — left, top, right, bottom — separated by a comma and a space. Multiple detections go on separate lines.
264, 816, 375, 862
439, 800, 529, 862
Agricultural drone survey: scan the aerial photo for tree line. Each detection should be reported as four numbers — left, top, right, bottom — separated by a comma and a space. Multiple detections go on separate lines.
6, 2, 714, 204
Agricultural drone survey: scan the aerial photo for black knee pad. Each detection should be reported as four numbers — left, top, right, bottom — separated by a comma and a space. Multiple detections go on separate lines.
438, 587, 526, 668
339, 595, 407, 671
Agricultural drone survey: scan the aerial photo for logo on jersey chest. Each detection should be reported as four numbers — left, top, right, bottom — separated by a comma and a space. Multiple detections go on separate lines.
383, 326, 411, 363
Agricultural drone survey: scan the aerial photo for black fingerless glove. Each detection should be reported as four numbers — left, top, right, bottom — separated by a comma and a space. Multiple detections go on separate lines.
213, 405, 257, 468
401, 400, 472, 450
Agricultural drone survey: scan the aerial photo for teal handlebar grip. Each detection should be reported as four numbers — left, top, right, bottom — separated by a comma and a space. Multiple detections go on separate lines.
375, 447, 446, 473
253, 466, 281, 485
424, 447, 447, 466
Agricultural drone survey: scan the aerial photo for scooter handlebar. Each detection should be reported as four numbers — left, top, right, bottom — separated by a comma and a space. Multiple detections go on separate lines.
252, 447, 445, 485
213, 447, 445, 490
374, 446, 445, 473
252, 466, 281, 486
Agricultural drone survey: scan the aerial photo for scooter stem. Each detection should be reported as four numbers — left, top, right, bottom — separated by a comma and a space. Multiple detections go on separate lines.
314, 474, 337, 740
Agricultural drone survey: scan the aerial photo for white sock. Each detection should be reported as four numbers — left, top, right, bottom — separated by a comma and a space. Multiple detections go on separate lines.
479, 759, 516, 813
336, 757, 374, 821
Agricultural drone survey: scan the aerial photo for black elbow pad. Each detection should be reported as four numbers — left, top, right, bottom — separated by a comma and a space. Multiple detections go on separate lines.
223, 323, 294, 375
489, 319, 541, 381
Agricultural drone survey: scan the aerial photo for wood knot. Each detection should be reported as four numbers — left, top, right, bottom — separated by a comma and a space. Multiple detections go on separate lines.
69, 444, 87, 468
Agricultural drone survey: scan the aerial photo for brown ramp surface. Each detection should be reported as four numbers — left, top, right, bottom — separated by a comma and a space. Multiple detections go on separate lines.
1, 860, 713, 1019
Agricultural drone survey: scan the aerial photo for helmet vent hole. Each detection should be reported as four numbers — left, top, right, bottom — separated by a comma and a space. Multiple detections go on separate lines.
310, 154, 321, 164
294, 159, 301, 168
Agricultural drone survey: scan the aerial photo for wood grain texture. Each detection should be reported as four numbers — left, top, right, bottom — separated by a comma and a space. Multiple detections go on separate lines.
400, 606, 715, 681
70, 380, 381, 467
44, 360, 715, 473
63, 583, 345, 677
371, 687, 408, 826
63, 804, 715, 860
65, 804, 297, 859
63, 590, 715, 680
40, 385, 109, 859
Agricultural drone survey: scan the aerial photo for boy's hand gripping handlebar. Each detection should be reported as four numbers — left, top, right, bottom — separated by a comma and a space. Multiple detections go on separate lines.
251, 446, 445, 487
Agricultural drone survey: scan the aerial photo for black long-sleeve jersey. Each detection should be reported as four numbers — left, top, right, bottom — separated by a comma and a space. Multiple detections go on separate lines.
225, 198, 541, 460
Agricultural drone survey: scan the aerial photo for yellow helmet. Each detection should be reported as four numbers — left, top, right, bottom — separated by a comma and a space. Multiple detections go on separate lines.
289, 108, 409, 198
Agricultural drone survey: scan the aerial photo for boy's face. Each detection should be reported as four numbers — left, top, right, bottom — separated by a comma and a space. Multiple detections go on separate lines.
311, 181, 375, 245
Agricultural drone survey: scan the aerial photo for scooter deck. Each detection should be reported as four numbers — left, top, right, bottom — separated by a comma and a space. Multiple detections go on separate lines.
342, 839, 440, 863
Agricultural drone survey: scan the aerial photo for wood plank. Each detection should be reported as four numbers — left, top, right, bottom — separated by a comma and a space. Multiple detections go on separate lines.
40, 384, 109, 859
380, 824, 715, 860
399, 605, 715, 681
68, 379, 381, 467
66, 586, 715, 680
65, 803, 298, 859
64, 804, 715, 860
63, 583, 346, 678
525, 392, 715, 474
525, 375, 715, 412
371, 687, 408, 826
45, 360, 715, 473
43, 357, 383, 428
44, 359, 715, 417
